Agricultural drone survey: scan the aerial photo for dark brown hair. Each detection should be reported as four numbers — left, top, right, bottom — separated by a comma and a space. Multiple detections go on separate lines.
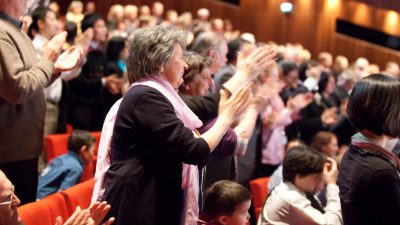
202, 180, 251, 220
347, 74, 400, 137
283, 146, 326, 183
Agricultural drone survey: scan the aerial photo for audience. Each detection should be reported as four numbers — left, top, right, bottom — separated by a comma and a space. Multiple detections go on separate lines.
2, 1, 399, 225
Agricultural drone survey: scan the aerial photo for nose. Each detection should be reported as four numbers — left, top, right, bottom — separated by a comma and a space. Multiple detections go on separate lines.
12, 193, 21, 206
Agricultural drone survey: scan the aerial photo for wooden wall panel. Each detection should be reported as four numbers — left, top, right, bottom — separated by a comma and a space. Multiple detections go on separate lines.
55, 0, 400, 68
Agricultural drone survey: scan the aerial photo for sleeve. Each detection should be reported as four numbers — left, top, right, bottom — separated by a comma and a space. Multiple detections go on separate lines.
0, 32, 54, 105
182, 92, 220, 123
132, 89, 211, 165
59, 168, 82, 190
286, 185, 342, 225
371, 169, 400, 225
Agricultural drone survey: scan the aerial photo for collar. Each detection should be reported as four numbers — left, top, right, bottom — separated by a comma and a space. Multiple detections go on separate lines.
67, 151, 84, 167
0, 11, 22, 28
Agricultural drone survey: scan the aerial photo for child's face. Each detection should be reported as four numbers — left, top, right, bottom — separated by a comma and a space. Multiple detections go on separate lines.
222, 200, 251, 225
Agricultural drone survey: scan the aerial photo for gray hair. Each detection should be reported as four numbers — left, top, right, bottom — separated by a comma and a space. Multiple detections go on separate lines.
190, 31, 225, 56
127, 26, 186, 83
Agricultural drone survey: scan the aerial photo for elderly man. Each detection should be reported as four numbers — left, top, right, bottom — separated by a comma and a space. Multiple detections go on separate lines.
0, 0, 82, 204
0, 170, 114, 225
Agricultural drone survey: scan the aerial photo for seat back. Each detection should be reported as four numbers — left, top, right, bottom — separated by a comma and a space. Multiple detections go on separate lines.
18, 193, 68, 225
18, 201, 53, 225
44, 134, 69, 162
91, 131, 101, 156
249, 177, 270, 220
61, 178, 95, 214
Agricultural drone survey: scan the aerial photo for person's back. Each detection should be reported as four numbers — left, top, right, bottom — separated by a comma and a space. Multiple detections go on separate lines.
37, 151, 84, 199
339, 144, 400, 225
37, 130, 95, 199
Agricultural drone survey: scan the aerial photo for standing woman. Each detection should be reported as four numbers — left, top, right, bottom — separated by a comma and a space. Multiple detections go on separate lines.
338, 74, 400, 225
101, 26, 275, 225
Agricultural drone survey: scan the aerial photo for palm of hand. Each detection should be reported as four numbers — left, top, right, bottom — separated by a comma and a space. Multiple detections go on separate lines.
55, 48, 82, 72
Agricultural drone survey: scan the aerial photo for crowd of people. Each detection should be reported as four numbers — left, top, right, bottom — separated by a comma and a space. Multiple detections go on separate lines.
1, 0, 400, 225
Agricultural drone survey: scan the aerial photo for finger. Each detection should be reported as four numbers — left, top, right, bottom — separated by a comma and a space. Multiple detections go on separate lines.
91, 202, 107, 219
55, 216, 63, 225
64, 207, 81, 225
75, 209, 90, 225
103, 217, 115, 225
219, 89, 229, 103
89, 202, 101, 213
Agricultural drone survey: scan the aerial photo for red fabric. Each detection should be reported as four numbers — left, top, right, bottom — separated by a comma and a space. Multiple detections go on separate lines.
44, 134, 69, 162
249, 177, 270, 220
61, 178, 95, 214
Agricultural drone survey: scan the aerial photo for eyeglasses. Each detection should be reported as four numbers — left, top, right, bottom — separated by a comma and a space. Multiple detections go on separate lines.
0, 186, 15, 206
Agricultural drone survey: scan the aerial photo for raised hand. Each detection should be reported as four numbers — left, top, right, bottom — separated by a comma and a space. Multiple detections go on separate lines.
236, 45, 276, 81
323, 157, 338, 184
75, 28, 94, 56
321, 107, 337, 125
251, 82, 276, 113
219, 83, 252, 123
42, 31, 67, 63
54, 46, 84, 74
287, 92, 313, 112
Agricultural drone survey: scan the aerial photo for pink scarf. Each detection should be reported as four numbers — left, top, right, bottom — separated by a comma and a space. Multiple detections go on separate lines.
132, 76, 203, 225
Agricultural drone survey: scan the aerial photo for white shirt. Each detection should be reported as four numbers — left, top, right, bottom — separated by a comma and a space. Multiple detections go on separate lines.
32, 34, 62, 103
258, 182, 342, 225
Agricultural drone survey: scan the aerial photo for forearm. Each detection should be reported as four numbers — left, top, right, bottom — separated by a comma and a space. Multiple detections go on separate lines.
0, 59, 55, 104
222, 71, 249, 95
235, 107, 258, 139
200, 115, 232, 152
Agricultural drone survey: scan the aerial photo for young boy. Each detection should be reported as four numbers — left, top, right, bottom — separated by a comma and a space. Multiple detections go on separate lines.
37, 130, 96, 199
199, 180, 252, 225
258, 146, 342, 225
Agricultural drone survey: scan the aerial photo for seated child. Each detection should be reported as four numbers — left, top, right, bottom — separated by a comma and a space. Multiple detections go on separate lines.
37, 130, 96, 199
198, 180, 251, 225
258, 146, 342, 225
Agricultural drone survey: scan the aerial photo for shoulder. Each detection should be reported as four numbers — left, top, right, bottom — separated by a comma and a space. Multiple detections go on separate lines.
123, 85, 170, 106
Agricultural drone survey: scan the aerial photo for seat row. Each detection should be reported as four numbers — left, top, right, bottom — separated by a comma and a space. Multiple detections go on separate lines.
18, 178, 95, 225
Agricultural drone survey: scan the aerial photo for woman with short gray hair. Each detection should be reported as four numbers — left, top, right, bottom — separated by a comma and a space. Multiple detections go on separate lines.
101, 26, 275, 225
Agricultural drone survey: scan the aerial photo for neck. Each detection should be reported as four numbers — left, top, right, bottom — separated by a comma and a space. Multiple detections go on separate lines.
361, 130, 388, 148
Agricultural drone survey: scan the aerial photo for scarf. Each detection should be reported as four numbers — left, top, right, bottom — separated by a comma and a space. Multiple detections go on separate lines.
351, 131, 400, 172
132, 76, 203, 225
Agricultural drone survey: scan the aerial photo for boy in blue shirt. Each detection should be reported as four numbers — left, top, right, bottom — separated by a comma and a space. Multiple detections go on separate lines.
37, 130, 96, 199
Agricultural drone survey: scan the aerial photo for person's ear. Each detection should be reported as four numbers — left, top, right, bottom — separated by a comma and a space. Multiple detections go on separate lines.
216, 215, 229, 225
79, 145, 88, 154
208, 49, 216, 59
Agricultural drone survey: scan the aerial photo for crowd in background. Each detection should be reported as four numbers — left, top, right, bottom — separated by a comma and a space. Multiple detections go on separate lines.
1, 0, 400, 225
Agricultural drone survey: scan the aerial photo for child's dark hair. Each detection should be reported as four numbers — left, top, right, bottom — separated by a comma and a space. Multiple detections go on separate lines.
67, 130, 96, 153
283, 146, 326, 183
202, 180, 251, 220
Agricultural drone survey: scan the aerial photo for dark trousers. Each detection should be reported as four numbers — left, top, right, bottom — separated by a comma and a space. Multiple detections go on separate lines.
0, 158, 38, 205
